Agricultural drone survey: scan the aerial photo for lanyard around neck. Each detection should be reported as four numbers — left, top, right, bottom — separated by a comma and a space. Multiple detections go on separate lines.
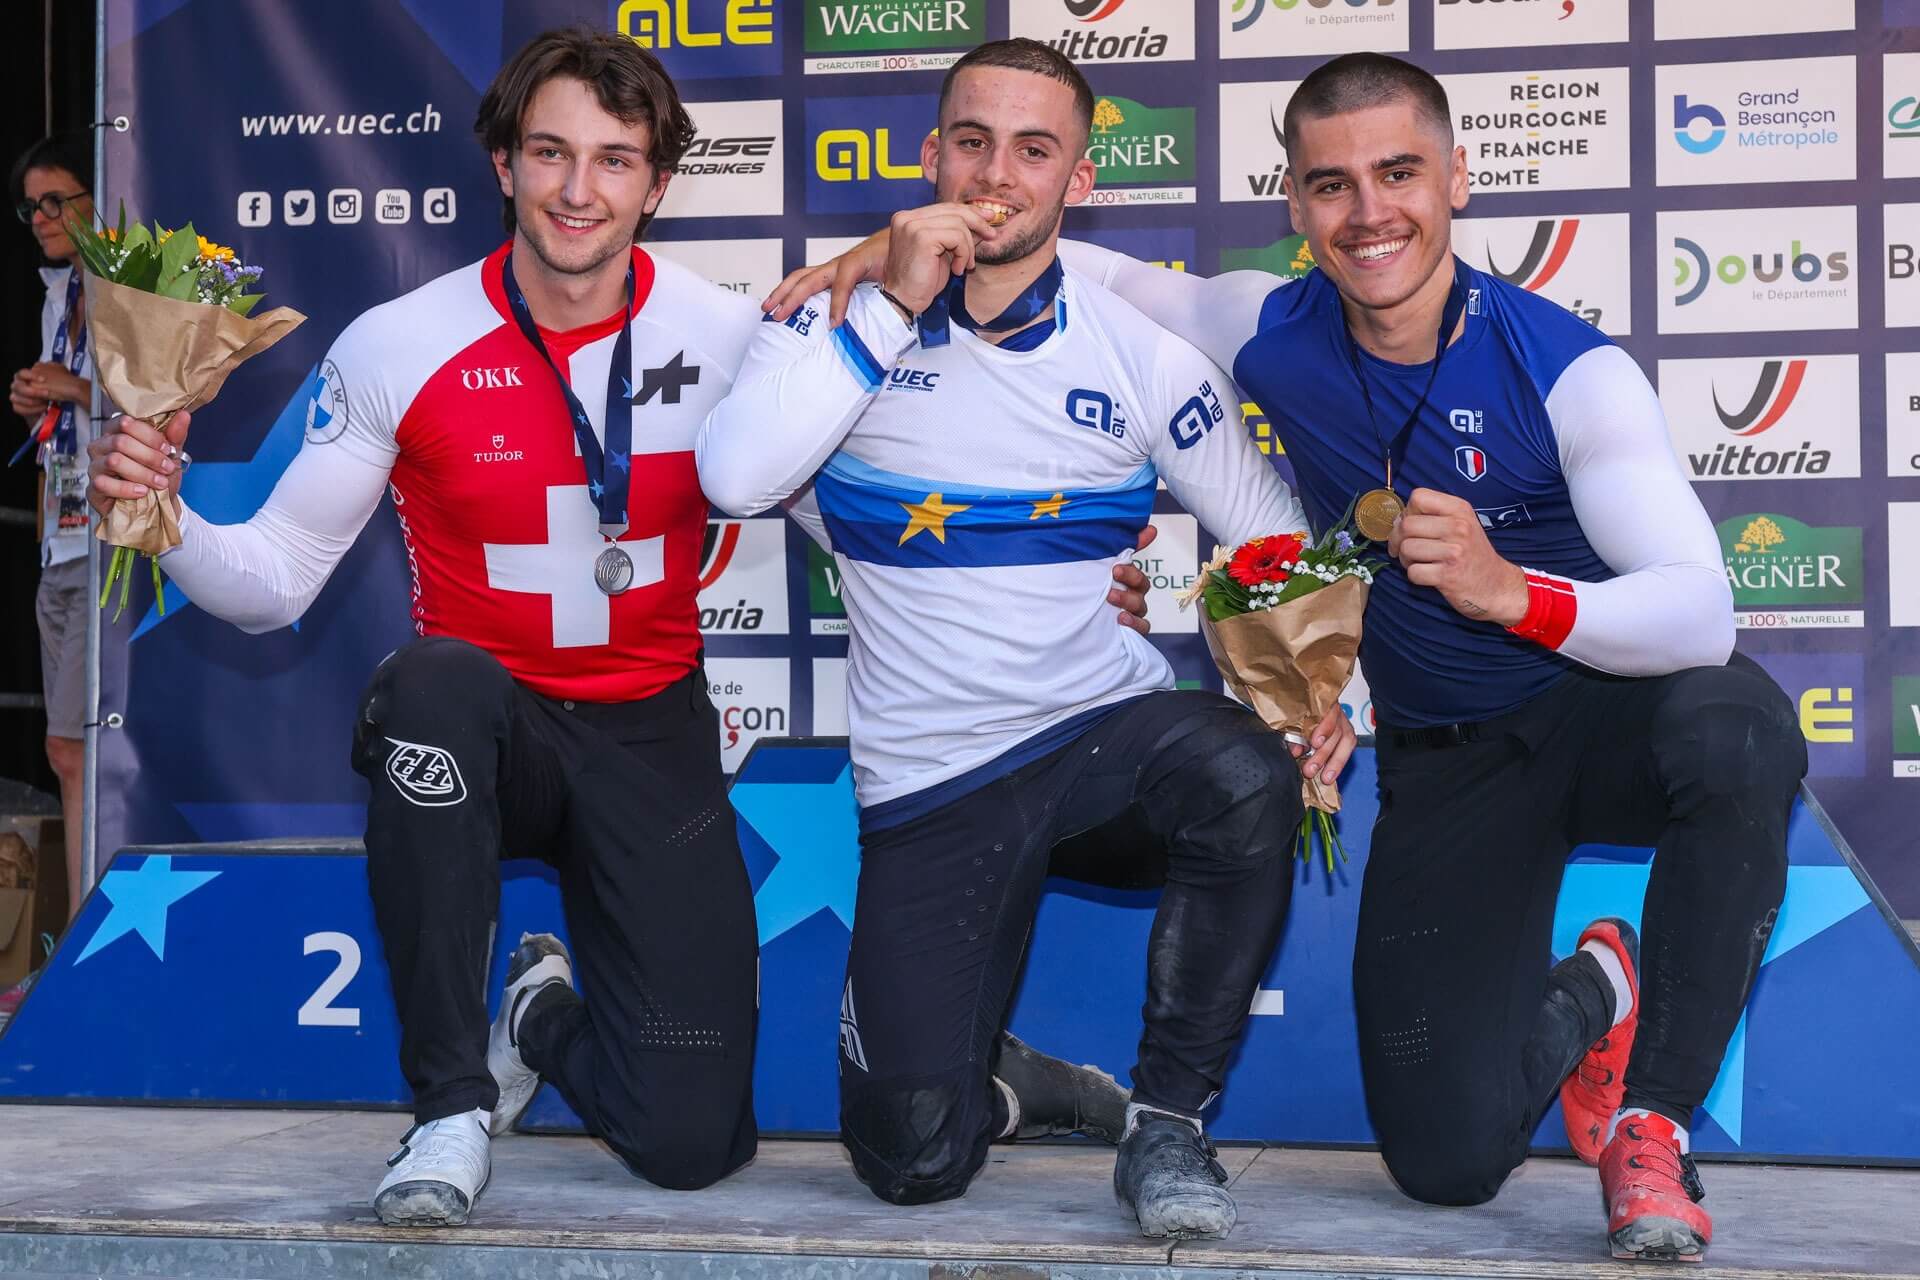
1343, 266, 1471, 494
501, 252, 635, 539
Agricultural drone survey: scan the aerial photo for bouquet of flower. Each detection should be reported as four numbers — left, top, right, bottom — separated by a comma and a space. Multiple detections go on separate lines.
65, 203, 304, 615
1180, 510, 1381, 868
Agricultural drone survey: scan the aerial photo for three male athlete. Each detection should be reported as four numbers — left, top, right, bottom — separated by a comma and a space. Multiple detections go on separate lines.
702, 40, 1352, 1239
87, 27, 1131, 1228
771, 51, 1804, 1263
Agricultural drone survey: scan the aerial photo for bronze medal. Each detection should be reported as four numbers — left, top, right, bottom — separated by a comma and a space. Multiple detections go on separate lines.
1354, 487, 1403, 542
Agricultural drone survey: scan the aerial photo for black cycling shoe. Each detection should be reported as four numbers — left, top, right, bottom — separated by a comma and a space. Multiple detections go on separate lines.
1113, 1107, 1236, 1239
992, 1030, 1130, 1143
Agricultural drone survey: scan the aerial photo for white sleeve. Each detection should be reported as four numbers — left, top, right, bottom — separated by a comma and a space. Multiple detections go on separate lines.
1146, 337, 1309, 548
696, 286, 916, 517
1057, 239, 1277, 377
160, 438, 392, 633
155, 313, 404, 632
1543, 345, 1734, 674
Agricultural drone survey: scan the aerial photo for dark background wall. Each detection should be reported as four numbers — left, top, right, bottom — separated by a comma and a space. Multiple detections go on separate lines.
1, 0, 97, 792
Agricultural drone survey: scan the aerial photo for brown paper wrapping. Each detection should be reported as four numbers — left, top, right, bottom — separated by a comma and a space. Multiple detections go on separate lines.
85, 273, 304, 555
1198, 574, 1369, 815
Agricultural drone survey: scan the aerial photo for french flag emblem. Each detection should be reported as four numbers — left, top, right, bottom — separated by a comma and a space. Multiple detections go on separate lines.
1454, 445, 1488, 482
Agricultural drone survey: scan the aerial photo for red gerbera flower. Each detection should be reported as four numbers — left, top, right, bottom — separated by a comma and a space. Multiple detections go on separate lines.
1227, 533, 1304, 587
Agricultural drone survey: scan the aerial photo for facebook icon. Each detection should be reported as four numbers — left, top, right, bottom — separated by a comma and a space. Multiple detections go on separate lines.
236, 190, 271, 227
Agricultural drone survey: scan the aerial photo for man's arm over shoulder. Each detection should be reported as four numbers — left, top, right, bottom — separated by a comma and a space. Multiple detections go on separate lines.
161, 311, 401, 632
696, 284, 915, 517
1058, 239, 1280, 377
1141, 329, 1308, 548
1539, 344, 1734, 674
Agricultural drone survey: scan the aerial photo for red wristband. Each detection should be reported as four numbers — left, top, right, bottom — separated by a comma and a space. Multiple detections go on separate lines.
1508, 569, 1577, 650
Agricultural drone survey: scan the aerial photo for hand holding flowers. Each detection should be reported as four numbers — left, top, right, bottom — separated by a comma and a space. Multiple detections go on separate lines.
64, 204, 304, 615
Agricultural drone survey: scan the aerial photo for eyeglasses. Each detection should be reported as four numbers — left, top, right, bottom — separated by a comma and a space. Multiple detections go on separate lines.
14, 191, 89, 225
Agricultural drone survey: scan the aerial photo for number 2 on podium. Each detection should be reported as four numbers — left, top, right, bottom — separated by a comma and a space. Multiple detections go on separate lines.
300, 932, 363, 1028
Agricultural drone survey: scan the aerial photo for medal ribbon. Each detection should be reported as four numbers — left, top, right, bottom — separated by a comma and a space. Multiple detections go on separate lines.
12, 269, 88, 467
1342, 262, 1471, 496
917, 256, 1063, 350
501, 252, 635, 539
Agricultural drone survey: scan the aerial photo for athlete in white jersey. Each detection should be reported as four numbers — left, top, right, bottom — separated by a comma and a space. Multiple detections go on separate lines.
700, 41, 1350, 1239
775, 53, 1805, 1264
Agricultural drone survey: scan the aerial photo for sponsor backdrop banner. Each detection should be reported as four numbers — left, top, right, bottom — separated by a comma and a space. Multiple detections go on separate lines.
95, 0, 1918, 966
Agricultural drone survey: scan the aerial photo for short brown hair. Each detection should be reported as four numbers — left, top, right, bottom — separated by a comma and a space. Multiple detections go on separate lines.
939, 38, 1095, 146
1282, 53, 1452, 160
474, 26, 696, 240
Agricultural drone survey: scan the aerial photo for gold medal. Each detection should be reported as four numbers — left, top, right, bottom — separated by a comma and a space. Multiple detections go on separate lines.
1354, 487, 1402, 542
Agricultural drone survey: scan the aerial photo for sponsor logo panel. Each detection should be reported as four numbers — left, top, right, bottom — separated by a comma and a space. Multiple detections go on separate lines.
1884, 53, 1920, 178
1085, 95, 1196, 207
1338, 662, 1376, 738
1128, 513, 1198, 636
804, 0, 983, 74
813, 658, 850, 736
807, 542, 849, 636
706, 657, 792, 772
1891, 503, 1920, 627
1656, 57, 1854, 188
611, 0, 780, 78
1749, 652, 1866, 778
654, 99, 783, 219
1883, 203, 1920, 328
1656, 355, 1860, 481
697, 519, 790, 635
1220, 233, 1317, 279
649, 238, 785, 299
234, 186, 452, 228
1441, 67, 1631, 194
1011, 0, 1195, 64
1717, 513, 1864, 630
1219, 81, 1297, 205
1435, 0, 1627, 50
806, 94, 939, 214
1656, 206, 1857, 334
1883, 353, 1920, 477
1219, 0, 1408, 60
1655, 0, 1851, 40
1893, 675, 1920, 778
803, 236, 868, 268
1450, 213, 1628, 335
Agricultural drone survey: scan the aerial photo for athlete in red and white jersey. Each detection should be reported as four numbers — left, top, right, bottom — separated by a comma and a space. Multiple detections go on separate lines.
163, 238, 748, 703
88, 30, 768, 1229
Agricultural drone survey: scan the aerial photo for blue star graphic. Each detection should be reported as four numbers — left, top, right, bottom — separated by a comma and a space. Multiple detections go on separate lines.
731, 763, 861, 946
132, 365, 320, 639
620, 375, 633, 400
609, 453, 630, 473
590, 479, 605, 500
1552, 861, 1868, 1144
75, 855, 221, 964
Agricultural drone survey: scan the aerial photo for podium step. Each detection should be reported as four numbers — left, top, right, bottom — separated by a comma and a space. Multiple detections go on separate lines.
1, 1105, 1916, 1280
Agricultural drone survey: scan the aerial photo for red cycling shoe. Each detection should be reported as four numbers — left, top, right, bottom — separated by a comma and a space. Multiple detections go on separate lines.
1561, 917, 1640, 1165
1600, 1111, 1711, 1263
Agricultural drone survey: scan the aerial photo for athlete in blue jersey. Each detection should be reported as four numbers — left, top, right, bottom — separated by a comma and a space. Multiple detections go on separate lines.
703, 41, 1353, 1239
774, 52, 1806, 1265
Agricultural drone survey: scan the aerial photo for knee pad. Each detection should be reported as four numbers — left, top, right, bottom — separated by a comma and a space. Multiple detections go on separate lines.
353, 638, 513, 769
1381, 1139, 1512, 1208
1143, 712, 1304, 866
841, 1072, 990, 1206
1652, 662, 1807, 810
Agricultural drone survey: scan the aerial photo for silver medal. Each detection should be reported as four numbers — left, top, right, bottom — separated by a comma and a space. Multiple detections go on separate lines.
594, 545, 635, 596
